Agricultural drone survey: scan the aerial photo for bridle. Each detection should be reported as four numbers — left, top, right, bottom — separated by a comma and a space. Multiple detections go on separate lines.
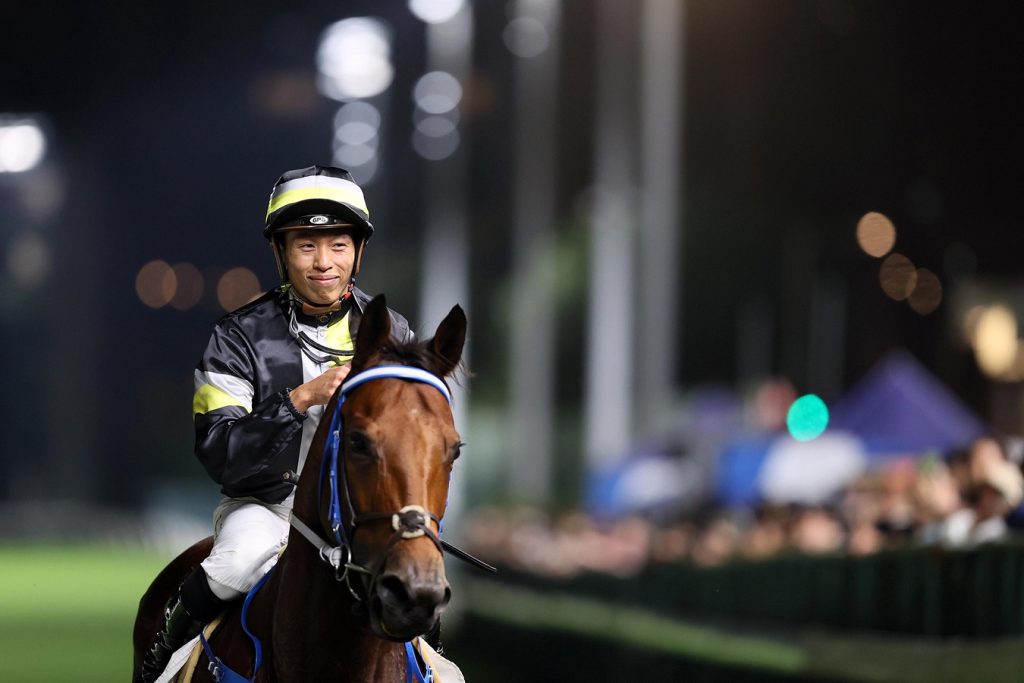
289, 364, 495, 605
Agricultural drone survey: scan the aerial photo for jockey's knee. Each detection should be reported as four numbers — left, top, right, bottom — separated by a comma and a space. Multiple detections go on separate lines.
223, 545, 269, 578
201, 537, 280, 598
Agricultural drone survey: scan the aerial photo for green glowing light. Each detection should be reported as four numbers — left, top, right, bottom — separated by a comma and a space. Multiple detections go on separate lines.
786, 394, 829, 441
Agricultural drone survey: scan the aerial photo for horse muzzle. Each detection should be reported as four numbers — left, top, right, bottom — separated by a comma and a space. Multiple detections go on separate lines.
370, 562, 451, 642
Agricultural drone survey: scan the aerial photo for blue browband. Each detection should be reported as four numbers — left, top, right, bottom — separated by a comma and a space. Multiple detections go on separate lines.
339, 365, 453, 405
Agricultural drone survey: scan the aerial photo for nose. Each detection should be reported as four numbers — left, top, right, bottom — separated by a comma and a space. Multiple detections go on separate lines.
313, 243, 332, 269
376, 570, 451, 631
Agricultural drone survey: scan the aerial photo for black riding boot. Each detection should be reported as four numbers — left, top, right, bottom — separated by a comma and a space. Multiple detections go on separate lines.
140, 568, 230, 683
139, 595, 203, 683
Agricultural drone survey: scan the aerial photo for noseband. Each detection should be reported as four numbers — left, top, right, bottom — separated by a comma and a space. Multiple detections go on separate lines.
289, 365, 494, 604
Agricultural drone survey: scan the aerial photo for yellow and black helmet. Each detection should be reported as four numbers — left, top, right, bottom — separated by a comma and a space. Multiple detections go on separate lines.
264, 164, 373, 238
264, 165, 374, 279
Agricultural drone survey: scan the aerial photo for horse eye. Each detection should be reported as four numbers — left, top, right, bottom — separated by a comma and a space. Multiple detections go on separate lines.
451, 441, 465, 461
348, 431, 371, 455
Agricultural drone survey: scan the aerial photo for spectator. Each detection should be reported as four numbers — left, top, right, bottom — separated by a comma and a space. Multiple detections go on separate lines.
937, 455, 1024, 548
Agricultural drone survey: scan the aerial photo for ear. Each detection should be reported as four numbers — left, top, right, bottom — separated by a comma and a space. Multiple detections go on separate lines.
352, 295, 392, 369
428, 304, 467, 378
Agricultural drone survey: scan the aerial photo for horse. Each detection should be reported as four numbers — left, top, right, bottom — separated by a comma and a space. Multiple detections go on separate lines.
132, 295, 470, 682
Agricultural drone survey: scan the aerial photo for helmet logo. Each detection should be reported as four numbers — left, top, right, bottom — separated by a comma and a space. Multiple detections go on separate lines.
309, 215, 330, 225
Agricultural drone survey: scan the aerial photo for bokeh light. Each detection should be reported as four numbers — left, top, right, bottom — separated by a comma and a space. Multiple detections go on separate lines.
856, 212, 896, 258
217, 267, 261, 312
413, 71, 463, 114
334, 143, 376, 167
334, 101, 380, 145
503, 16, 550, 58
879, 252, 917, 301
136, 260, 177, 308
786, 394, 830, 442
414, 112, 458, 138
6, 232, 52, 289
316, 18, 393, 101
907, 268, 942, 315
0, 118, 46, 173
332, 101, 381, 185
408, 0, 465, 24
974, 305, 1018, 378
412, 128, 460, 161
412, 71, 462, 161
169, 262, 204, 311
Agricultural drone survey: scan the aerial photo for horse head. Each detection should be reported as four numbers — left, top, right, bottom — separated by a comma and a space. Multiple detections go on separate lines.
311, 294, 466, 642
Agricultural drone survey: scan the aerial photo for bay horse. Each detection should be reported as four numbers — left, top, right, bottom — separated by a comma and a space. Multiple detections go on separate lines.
132, 295, 471, 682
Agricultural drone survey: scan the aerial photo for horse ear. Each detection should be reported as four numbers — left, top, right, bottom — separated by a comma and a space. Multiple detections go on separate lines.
429, 304, 467, 378
352, 295, 392, 369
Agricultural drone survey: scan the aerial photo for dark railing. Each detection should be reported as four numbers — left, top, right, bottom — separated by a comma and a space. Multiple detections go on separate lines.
493, 542, 1024, 638
451, 543, 1024, 682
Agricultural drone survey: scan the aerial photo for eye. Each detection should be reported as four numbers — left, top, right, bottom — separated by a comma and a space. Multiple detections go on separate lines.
451, 441, 465, 461
347, 431, 373, 457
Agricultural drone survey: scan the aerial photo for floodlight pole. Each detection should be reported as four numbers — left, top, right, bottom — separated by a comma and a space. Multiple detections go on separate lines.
509, 0, 561, 503
584, 0, 638, 469
637, 0, 684, 432
419, 5, 473, 521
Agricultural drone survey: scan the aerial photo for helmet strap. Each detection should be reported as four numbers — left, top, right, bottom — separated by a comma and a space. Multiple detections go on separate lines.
271, 237, 288, 281
353, 237, 366, 275
288, 281, 354, 316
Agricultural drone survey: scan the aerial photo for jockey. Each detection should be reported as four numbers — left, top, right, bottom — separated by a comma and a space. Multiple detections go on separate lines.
141, 165, 414, 682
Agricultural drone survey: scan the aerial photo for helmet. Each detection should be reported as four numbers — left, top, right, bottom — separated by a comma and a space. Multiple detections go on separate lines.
264, 165, 374, 280
264, 165, 374, 239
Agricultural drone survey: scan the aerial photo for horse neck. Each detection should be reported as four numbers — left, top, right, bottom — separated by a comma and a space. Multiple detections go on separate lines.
268, 474, 405, 681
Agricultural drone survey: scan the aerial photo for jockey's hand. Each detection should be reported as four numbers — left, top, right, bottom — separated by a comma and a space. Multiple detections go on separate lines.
289, 364, 351, 414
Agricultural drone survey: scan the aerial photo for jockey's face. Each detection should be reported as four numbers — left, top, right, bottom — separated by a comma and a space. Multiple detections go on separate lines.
283, 229, 356, 305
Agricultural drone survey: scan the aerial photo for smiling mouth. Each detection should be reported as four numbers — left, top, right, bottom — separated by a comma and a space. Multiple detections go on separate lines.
309, 276, 339, 286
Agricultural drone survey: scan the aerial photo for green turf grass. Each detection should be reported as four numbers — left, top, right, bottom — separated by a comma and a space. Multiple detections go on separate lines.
0, 544, 171, 683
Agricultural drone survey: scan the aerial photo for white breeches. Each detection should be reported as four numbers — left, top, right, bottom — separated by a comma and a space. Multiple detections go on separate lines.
200, 496, 292, 598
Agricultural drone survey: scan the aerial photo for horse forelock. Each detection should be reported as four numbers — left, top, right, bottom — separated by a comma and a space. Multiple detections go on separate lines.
361, 339, 462, 390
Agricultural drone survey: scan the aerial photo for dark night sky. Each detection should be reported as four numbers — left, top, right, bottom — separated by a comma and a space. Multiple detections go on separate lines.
2, 1, 1023, 504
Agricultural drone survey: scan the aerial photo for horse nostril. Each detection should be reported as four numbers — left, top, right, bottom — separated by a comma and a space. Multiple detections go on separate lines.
377, 574, 450, 614
377, 575, 412, 609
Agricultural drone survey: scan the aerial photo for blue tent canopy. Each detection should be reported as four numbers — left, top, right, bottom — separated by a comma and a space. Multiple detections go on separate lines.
715, 351, 986, 506
828, 349, 986, 455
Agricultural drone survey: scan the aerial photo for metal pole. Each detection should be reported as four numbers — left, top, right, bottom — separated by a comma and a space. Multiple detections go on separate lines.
638, 0, 684, 432
420, 5, 473, 522
584, 0, 637, 469
509, 0, 561, 502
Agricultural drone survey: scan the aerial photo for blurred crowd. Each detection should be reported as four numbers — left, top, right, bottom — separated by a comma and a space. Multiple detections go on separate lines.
463, 436, 1024, 578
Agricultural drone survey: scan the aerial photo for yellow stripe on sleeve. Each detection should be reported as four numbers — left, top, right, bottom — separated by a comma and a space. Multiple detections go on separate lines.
193, 383, 250, 416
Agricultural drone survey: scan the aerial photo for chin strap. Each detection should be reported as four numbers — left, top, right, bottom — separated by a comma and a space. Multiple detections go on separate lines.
299, 281, 354, 316
281, 286, 357, 365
